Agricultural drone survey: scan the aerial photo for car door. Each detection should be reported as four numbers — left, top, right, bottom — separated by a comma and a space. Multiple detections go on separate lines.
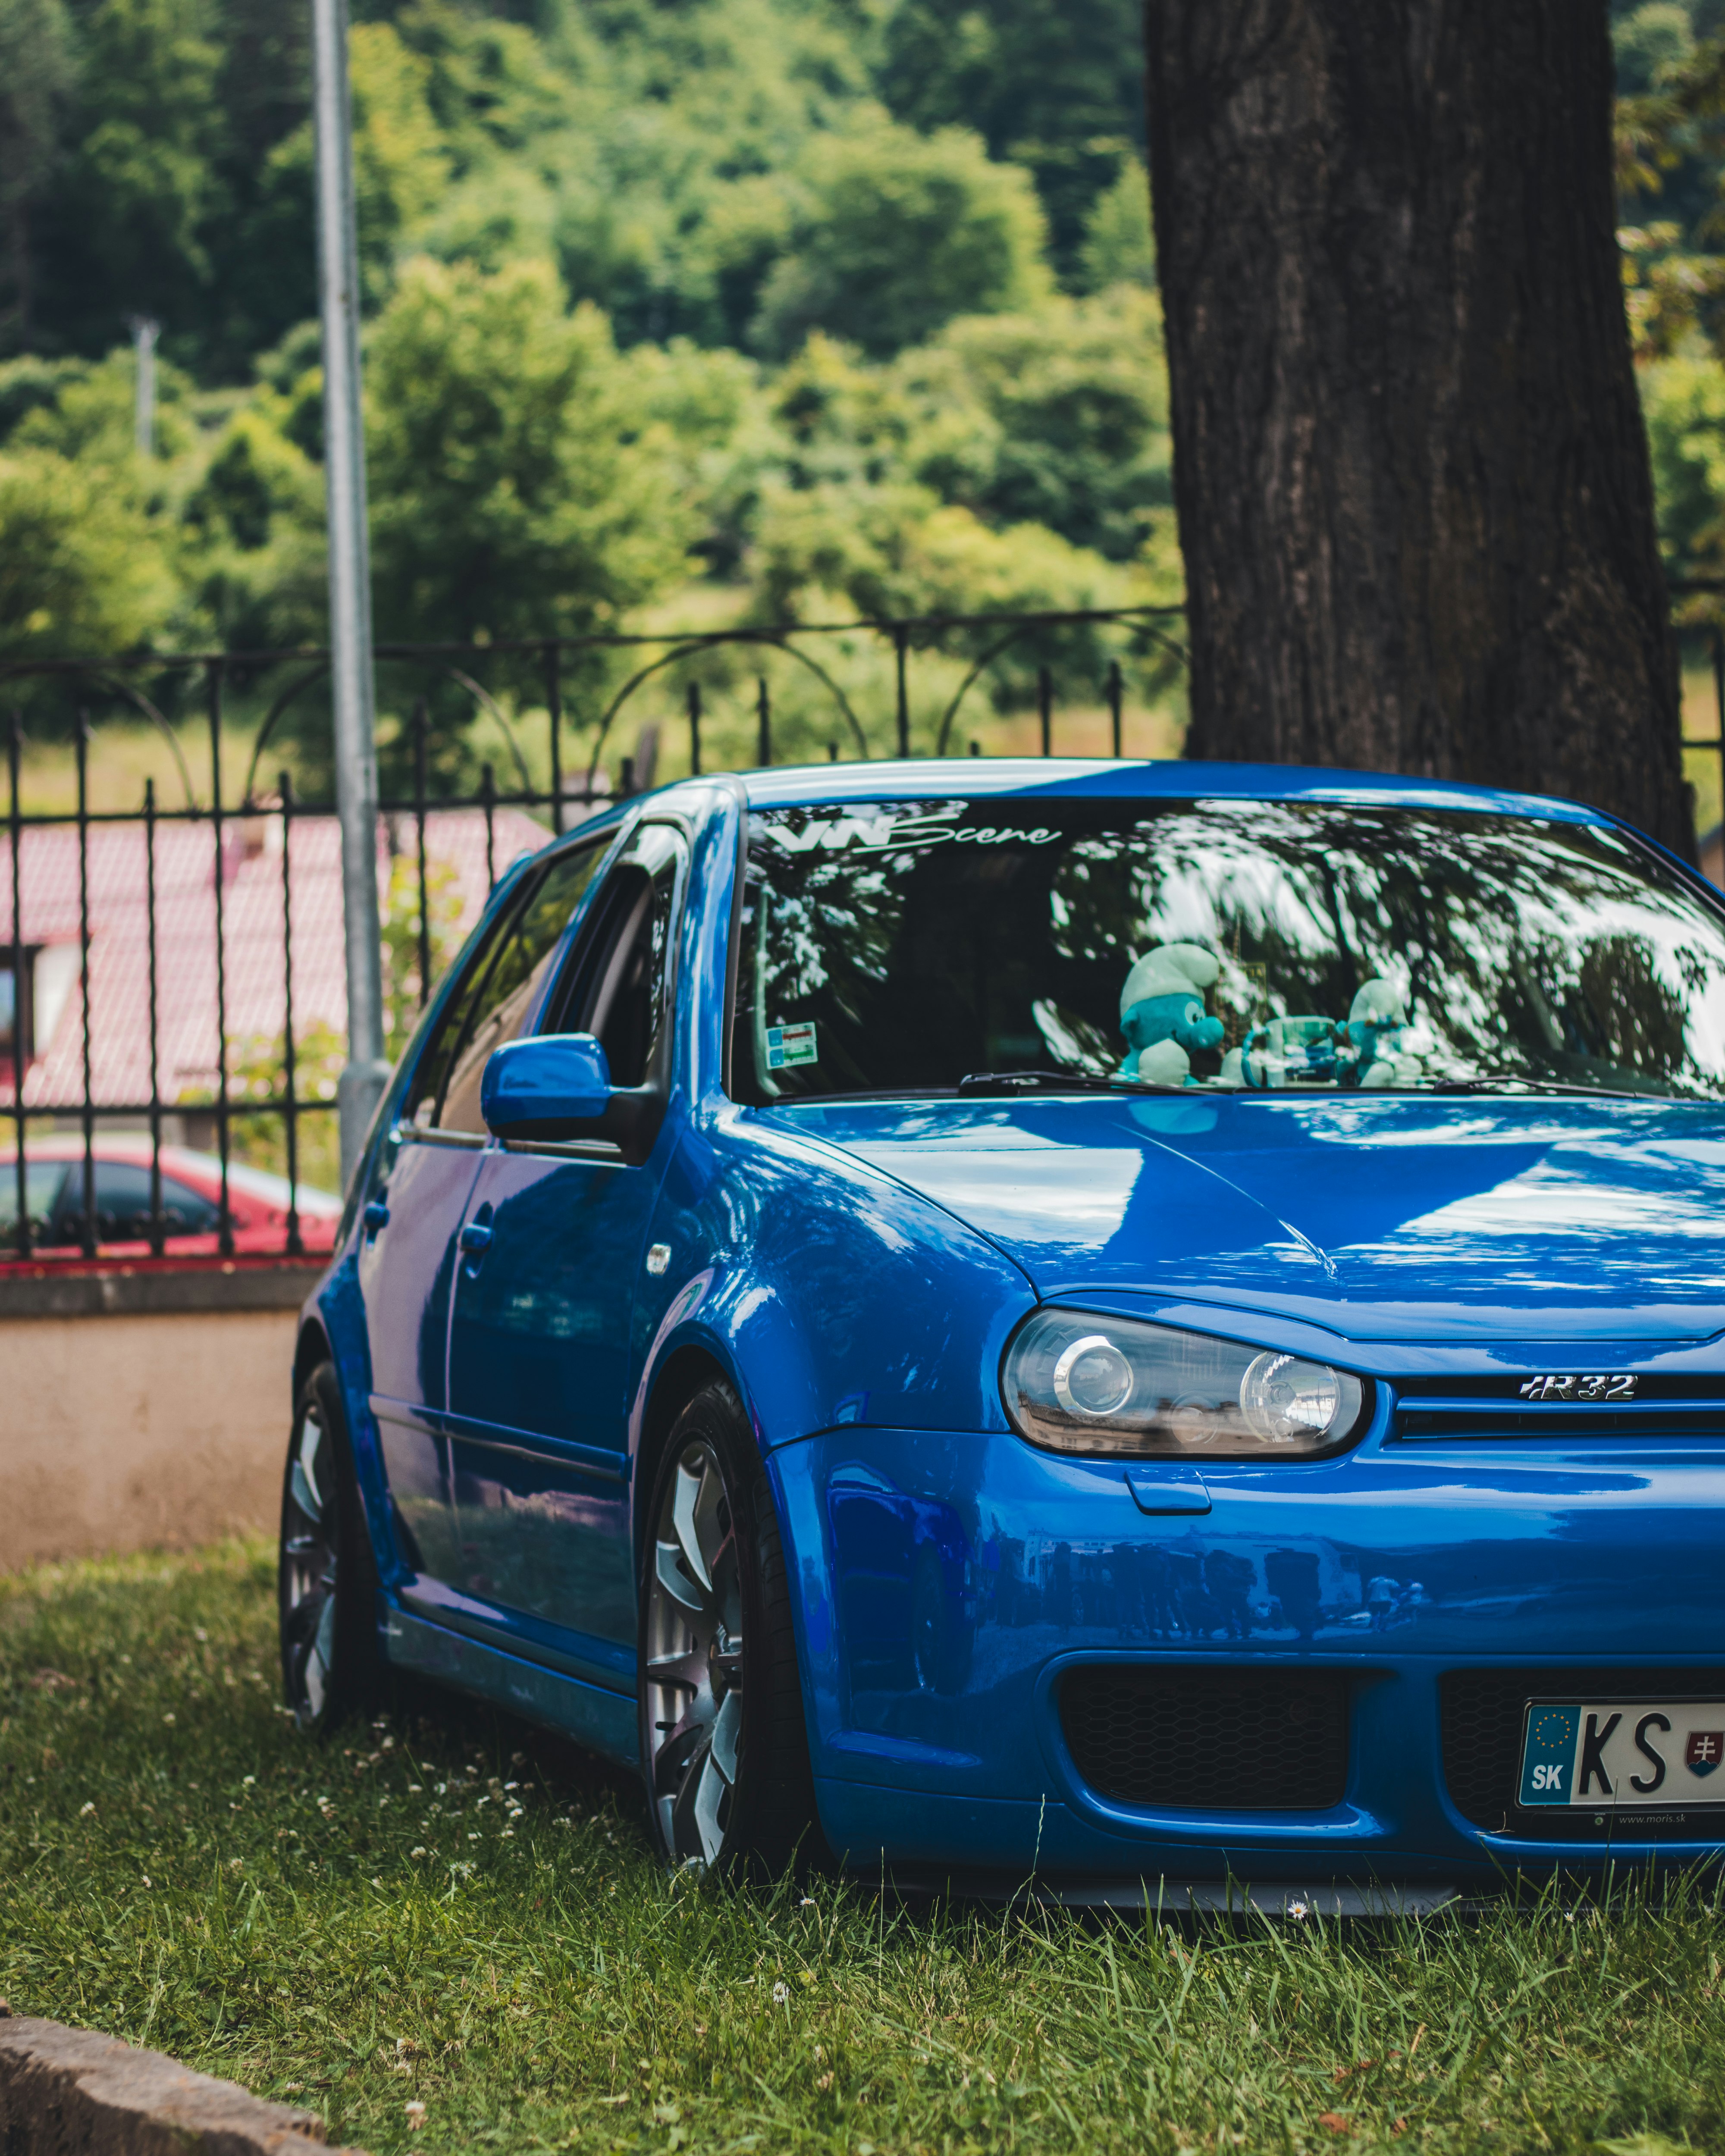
443, 821, 689, 1677
358, 841, 609, 1591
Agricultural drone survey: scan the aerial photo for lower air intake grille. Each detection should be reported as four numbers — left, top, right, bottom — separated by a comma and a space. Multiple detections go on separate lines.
1441, 1667, 1725, 1836
1060, 1666, 1349, 1811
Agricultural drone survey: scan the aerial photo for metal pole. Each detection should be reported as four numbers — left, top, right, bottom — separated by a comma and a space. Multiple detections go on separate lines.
209, 664, 233, 1258
1712, 627, 1724, 852
312, 0, 388, 1188
129, 317, 159, 458
75, 716, 95, 1259
546, 644, 564, 834
144, 777, 163, 1257
280, 772, 302, 1259
8, 714, 29, 1262
413, 701, 431, 1010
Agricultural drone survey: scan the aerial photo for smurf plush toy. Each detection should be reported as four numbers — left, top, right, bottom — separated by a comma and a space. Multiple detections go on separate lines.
1119, 944, 1226, 1084
1343, 977, 1429, 1087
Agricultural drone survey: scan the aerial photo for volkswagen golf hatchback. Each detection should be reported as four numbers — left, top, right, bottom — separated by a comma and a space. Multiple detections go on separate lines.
279, 759, 1725, 1907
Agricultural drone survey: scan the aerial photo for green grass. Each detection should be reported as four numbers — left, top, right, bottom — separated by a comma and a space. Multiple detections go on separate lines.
2, 1543, 1722, 2156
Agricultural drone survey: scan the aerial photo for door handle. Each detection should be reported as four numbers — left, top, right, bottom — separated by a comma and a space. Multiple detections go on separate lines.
459, 1221, 494, 1257
363, 1200, 389, 1238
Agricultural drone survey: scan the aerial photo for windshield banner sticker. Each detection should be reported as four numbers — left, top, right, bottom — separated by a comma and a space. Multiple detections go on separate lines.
760, 807, 1059, 855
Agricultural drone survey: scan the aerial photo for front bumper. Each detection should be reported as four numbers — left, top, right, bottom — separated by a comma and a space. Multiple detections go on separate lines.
767, 1418, 1725, 1885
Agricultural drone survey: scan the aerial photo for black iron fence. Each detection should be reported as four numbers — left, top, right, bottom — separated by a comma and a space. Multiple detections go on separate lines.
0, 605, 1185, 1266
9, 592, 1725, 1272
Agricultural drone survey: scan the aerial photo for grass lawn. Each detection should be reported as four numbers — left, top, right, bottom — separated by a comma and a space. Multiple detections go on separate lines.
1, 1542, 1721, 2156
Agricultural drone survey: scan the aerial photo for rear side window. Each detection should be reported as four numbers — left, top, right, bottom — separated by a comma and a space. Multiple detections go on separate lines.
542, 824, 686, 1090
432, 841, 611, 1135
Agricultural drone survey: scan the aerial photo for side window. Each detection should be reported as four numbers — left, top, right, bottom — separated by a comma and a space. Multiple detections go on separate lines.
436, 841, 611, 1134
49, 1159, 219, 1241
400, 885, 533, 1129
3, 1159, 65, 1242
157, 1172, 222, 1236
401, 841, 609, 1134
542, 824, 686, 1090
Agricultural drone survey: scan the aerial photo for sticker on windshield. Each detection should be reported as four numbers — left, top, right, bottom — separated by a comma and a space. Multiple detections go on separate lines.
765, 1022, 819, 1070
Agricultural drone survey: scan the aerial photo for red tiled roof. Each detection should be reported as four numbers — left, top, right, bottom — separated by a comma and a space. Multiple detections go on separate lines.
0, 808, 549, 1109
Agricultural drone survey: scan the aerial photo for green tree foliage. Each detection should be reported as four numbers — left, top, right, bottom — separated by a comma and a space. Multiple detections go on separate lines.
1643, 353, 1725, 569
1608, 4, 1725, 599
0, 0, 1189, 770
364, 255, 693, 653
759, 288, 1173, 564
1078, 157, 1155, 294
747, 294, 1181, 701
876, 0, 1144, 270
751, 120, 1052, 360
9, 0, 1143, 377
0, 448, 176, 666
0, 0, 74, 349
178, 399, 329, 650
35, 0, 227, 360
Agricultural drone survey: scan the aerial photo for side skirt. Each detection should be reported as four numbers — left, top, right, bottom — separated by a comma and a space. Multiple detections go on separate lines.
383, 1603, 640, 1768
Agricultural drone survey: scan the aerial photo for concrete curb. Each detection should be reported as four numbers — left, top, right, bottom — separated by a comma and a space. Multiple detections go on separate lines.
0, 2006, 366, 2154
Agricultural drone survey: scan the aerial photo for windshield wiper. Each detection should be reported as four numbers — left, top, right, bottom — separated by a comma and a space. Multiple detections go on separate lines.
1424, 1075, 1649, 1099
955, 1068, 1187, 1097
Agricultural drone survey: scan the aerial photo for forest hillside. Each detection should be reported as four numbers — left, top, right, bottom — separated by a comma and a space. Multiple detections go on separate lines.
2, 0, 1724, 781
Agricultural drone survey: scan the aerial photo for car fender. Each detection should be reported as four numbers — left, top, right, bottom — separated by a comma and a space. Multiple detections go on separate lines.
631, 1104, 1035, 1474
302, 1253, 405, 1587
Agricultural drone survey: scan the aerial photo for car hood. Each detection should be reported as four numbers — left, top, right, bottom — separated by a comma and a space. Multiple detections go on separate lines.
769, 1093, 1725, 1342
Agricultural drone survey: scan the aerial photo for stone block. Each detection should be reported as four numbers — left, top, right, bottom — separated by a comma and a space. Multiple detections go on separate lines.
0, 2009, 365, 2155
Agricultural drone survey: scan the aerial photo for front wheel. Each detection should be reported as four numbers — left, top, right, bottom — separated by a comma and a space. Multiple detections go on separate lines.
639, 1382, 824, 1874
279, 1360, 384, 1733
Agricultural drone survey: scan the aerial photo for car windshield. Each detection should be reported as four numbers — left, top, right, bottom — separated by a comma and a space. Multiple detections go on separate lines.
729, 797, 1725, 1102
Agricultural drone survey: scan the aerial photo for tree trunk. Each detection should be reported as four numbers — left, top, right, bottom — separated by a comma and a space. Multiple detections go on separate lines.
1144, 0, 1694, 855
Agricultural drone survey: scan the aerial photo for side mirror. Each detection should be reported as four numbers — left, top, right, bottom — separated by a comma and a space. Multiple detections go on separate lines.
481, 1034, 614, 1138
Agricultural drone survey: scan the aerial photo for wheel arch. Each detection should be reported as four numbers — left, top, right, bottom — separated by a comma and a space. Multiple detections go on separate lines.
291, 1309, 397, 1586
634, 1342, 737, 1567
293, 1316, 332, 1405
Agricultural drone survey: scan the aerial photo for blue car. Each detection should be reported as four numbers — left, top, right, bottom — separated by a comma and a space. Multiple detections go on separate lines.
279, 759, 1725, 1901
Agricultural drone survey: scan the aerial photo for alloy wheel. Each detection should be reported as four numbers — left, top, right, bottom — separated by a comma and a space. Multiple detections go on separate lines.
280, 1403, 339, 1727
643, 1438, 745, 1864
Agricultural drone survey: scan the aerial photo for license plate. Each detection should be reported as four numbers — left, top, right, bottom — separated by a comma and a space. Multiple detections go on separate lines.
1518, 1696, 1725, 1810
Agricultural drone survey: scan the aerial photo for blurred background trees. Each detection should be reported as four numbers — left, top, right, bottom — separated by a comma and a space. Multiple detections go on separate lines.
4, 0, 1725, 793
0, 0, 1175, 777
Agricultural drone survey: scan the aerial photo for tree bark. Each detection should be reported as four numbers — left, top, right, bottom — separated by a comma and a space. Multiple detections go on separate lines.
1144, 0, 1694, 855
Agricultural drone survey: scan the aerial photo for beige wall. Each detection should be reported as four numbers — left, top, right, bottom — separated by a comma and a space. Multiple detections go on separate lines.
0, 1309, 298, 1570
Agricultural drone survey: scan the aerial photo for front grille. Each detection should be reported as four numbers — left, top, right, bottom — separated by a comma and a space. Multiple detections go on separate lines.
1394, 1377, 1725, 1443
1441, 1667, 1725, 1838
1060, 1666, 1349, 1811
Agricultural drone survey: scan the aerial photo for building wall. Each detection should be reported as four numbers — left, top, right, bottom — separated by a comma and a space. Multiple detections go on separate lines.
0, 1278, 313, 1571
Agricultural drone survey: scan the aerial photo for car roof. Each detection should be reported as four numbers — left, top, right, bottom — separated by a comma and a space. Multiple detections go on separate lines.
626, 758, 1602, 824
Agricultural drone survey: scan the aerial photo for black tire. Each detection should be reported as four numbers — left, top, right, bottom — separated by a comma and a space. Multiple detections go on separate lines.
279, 1360, 386, 1734
638, 1380, 824, 1875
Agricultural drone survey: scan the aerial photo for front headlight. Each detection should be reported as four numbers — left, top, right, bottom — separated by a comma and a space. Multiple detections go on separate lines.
1003, 1307, 1369, 1458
